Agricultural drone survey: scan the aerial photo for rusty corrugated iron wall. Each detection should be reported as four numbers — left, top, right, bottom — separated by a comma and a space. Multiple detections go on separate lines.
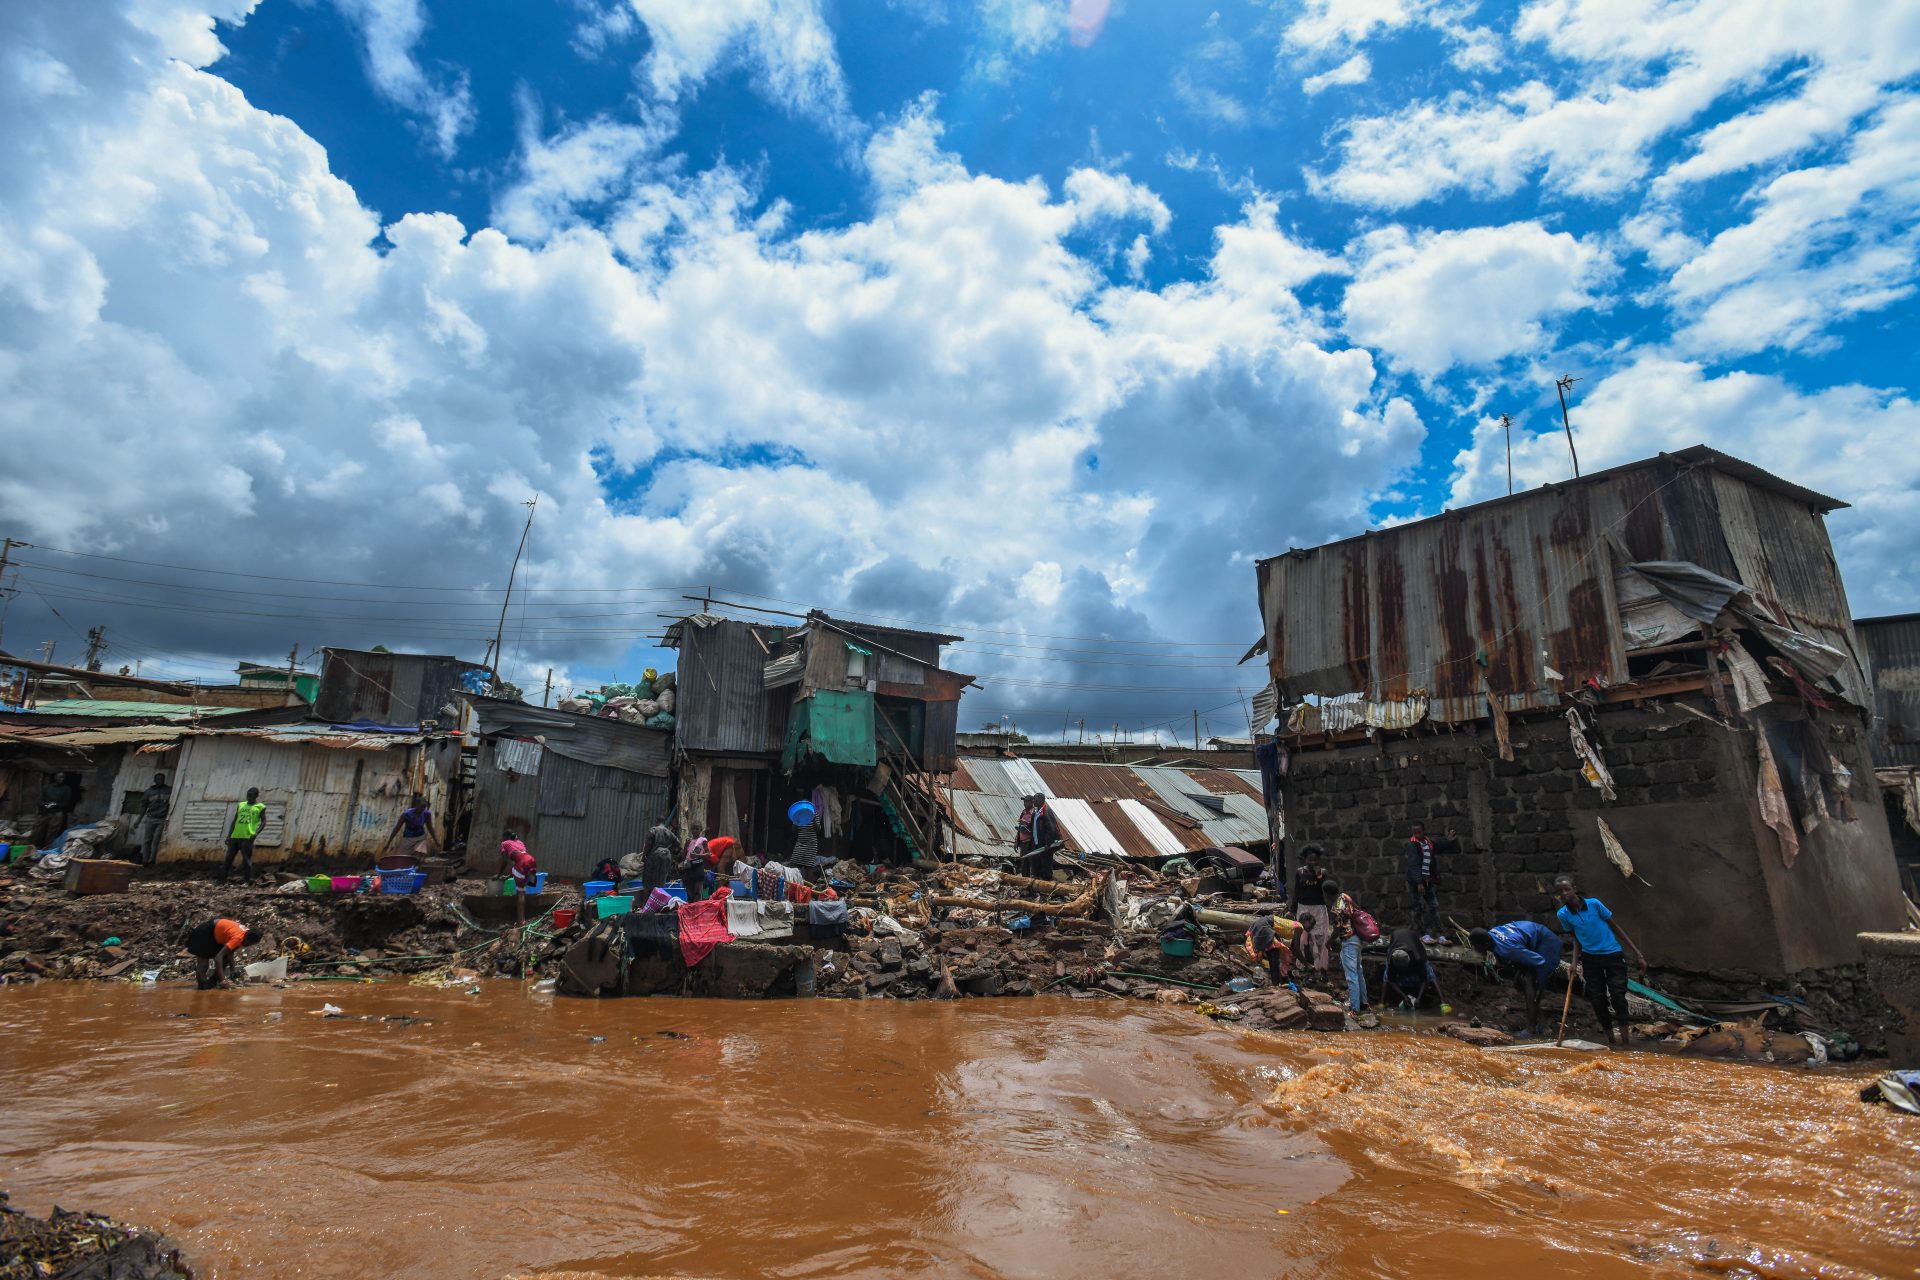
672, 619, 785, 754
1258, 447, 1869, 724
1858, 613, 1920, 768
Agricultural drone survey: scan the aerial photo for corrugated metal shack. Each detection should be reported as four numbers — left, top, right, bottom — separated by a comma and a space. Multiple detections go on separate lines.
946, 755, 1269, 861
666, 610, 971, 861
1257, 445, 1870, 725
463, 696, 671, 880
1857, 613, 1920, 769
1857, 613, 1920, 899
313, 648, 485, 726
157, 723, 459, 864
1253, 445, 1903, 973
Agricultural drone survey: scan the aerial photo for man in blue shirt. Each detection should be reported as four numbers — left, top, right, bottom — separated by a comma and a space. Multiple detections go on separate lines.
1469, 920, 1562, 1036
1554, 875, 1645, 1048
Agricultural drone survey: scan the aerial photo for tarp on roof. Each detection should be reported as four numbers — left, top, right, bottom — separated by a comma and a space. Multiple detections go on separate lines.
465, 697, 668, 775
782, 689, 877, 770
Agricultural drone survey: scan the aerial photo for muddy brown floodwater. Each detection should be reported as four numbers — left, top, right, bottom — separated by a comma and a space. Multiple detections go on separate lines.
1, 984, 1915, 1279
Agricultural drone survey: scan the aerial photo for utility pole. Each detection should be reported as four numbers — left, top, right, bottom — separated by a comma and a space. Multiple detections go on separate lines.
0, 538, 27, 652
1193, 709, 1200, 751
1500, 413, 1514, 494
284, 644, 299, 707
542, 667, 554, 708
83, 626, 107, 672
1555, 375, 1582, 477
488, 497, 538, 695
1077, 718, 1085, 744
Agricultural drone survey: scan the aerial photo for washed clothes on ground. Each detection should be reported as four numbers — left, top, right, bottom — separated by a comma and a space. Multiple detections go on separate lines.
1488, 919, 1563, 982
755, 901, 795, 939
678, 888, 735, 967
1556, 897, 1622, 955
623, 910, 680, 962
725, 899, 762, 938
807, 898, 849, 939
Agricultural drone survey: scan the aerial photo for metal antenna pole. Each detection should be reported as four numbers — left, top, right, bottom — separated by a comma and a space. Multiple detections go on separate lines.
488, 497, 538, 695
1555, 376, 1583, 478
1500, 413, 1514, 494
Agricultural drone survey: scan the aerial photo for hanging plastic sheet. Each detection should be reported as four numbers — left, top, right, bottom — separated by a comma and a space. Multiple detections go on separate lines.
1567, 709, 1616, 801
1485, 685, 1514, 763
1753, 725, 1801, 867
1596, 817, 1637, 882
1722, 638, 1773, 712
1628, 561, 1753, 625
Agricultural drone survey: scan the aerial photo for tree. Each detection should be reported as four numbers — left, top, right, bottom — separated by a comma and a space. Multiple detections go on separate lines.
494, 680, 527, 703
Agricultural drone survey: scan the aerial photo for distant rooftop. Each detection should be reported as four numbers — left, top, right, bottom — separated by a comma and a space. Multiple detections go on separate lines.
1, 699, 241, 721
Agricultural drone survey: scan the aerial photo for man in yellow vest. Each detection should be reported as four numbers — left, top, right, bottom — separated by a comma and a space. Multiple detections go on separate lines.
219, 788, 267, 885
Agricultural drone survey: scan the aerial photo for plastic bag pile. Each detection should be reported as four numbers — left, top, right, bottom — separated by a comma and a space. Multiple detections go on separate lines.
557, 668, 677, 728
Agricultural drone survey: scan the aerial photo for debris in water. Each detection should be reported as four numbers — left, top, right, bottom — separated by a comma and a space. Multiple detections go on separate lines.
0, 1191, 192, 1280
317, 1003, 343, 1017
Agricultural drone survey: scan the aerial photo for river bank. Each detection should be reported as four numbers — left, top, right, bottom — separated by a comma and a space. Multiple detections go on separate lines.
1, 860, 1904, 1059
1, 985, 1914, 1280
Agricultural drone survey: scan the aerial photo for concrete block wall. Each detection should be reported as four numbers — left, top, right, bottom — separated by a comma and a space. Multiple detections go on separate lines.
1277, 696, 1906, 973
1283, 705, 1718, 914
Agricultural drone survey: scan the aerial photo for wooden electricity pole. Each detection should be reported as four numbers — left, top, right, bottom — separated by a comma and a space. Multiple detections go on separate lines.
488, 497, 538, 695
1555, 376, 1583, 477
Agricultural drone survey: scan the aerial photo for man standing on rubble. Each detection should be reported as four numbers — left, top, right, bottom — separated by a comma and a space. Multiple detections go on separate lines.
219, 787, 267, 884
1026, 795, 1061, 881
1404, 822, 1456, 945
138, 773, 171, 865
1554, 875, 1643, 1048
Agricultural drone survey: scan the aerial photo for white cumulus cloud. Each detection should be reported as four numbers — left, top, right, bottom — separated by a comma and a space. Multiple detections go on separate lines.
1342, 221, 1609, 377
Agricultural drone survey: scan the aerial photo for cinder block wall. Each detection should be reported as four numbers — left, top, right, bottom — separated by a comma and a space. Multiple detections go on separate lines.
1278, 697, 1901, 974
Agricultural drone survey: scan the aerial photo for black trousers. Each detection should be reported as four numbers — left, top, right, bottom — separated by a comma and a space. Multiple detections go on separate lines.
1581, 951, 1631, 1031
221, 837, 256, 881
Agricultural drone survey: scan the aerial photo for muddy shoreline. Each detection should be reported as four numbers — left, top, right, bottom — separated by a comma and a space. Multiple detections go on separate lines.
1, 860, 1903, 1056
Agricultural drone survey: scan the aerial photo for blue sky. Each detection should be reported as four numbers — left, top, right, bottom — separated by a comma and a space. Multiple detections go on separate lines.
3, 0, 1918, 740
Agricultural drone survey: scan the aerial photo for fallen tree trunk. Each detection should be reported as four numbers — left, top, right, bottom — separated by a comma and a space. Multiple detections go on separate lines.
931, 872, 1105, 919
929, 894, 1096, 917
1194, 907, 1267, 930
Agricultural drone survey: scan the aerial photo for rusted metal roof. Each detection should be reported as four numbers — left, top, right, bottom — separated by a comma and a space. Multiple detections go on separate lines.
1859, 612, 1920, 768
1030, 761, 1158, 803
945, 758, 1270, 857
1258, 447, 1868, 727
1172, 768, 1263, 799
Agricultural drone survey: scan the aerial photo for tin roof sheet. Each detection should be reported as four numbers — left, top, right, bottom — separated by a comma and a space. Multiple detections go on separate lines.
1047, 797, 1125, 856
944, 757, 1270, 857
4, 700, 240, 720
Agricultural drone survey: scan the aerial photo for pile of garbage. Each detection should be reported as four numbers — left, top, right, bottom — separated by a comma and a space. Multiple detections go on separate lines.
556, 669, 676, 729
0, 867, 498, 985
0, 1191, 192, 1280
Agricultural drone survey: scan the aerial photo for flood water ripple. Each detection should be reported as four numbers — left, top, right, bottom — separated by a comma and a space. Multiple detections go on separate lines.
1, 983, 1914, 1278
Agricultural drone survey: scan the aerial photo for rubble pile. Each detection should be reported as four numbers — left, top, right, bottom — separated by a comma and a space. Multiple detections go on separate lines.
0, 867, 519, 984
0, 1192, 192, 1280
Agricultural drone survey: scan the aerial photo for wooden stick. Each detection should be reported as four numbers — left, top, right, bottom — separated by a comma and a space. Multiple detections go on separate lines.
1556, 941, 1581, 1046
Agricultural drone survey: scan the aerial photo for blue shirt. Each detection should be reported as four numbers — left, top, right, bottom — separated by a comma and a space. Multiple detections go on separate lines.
1556, 897, 1622, 956
1489, 920, 1562, 981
